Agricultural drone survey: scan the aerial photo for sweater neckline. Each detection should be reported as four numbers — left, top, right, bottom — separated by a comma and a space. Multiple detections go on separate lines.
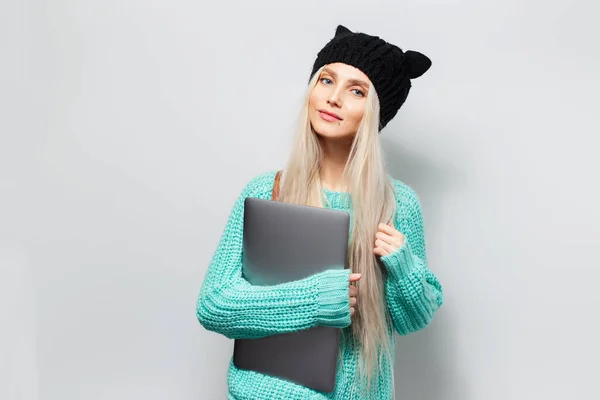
322, 188, 352, 210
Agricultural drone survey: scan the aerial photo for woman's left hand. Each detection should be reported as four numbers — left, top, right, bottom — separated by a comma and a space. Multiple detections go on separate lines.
373, 223, 405, 257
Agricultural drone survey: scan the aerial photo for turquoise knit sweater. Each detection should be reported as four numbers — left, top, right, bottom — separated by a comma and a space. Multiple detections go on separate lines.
196, 171, 443, 400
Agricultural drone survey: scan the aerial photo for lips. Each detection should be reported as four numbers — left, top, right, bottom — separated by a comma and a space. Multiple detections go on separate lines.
318, 110, 343, 122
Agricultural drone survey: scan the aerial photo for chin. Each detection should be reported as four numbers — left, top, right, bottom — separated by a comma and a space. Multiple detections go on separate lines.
311, 120, 355, 141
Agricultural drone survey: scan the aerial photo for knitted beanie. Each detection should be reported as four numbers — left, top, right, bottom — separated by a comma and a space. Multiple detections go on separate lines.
310, 25, 432, 131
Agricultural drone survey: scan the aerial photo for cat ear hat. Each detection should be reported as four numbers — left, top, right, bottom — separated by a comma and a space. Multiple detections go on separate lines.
310, 25, 431, 131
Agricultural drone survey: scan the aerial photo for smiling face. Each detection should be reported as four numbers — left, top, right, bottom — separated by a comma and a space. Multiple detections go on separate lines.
308, 63, 372, 140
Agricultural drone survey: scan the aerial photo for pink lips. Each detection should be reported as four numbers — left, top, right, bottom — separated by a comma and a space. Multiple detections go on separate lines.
318, 110, 342, 122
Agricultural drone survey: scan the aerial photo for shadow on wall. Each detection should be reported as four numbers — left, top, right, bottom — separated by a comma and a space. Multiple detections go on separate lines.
383, 138, 468, 400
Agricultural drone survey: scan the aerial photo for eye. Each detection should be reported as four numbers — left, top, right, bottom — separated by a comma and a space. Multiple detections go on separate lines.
320, 77, 333, 85
352, 88, 366, 97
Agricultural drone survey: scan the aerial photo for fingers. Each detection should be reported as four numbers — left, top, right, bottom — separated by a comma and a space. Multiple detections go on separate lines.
374, 238, 395, 255
373, 246, 390, 257
378, 223, 396, 235
376, 225, 405, 253
376, 228, 404, 246
373, 228, 396, 257
349, 274, 360, 317
375, 231, 394, 245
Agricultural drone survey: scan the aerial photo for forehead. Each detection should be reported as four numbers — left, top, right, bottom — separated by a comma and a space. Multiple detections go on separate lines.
323, 63, 371, 85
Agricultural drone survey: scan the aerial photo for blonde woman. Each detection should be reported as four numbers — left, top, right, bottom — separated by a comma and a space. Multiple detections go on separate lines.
196, 25, 443, 400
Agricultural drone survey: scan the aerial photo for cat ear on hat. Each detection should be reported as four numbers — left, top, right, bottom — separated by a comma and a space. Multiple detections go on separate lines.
335, 25, 352, 36
404, 50, 432, 79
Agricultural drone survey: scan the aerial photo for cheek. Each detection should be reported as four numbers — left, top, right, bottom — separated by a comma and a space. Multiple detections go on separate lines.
309, 86, 325, 107
345, 103, 365, 128
309, 91, 316, 107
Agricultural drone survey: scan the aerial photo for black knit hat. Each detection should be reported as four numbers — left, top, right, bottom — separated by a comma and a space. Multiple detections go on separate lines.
310, 25, 432, 131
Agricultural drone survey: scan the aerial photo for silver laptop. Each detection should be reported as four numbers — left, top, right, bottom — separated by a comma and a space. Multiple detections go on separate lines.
232, 196, 350, 393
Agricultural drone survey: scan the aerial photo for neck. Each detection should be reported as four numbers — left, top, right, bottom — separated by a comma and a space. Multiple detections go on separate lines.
318, 136, 353, 192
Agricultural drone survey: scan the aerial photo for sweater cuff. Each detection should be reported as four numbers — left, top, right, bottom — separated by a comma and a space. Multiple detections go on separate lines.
380, 240, 418, 281
315, 269, 351, 328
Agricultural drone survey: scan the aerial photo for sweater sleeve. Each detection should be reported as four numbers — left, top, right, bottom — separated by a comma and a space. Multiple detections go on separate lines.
380, 182, 443, 335
196, 172, 352, 340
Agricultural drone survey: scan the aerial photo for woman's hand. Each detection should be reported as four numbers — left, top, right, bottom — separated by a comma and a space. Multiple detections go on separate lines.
373, 222, 405, 257
349, 273, 361, 316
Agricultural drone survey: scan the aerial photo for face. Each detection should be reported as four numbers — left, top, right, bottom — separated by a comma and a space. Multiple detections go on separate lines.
308, 63, 372, 140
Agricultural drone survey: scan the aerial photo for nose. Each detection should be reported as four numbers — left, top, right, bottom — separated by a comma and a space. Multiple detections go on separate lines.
327, 89, 342, 108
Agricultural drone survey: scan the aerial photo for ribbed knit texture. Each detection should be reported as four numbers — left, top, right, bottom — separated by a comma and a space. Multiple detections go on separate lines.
196, 171, 443, 399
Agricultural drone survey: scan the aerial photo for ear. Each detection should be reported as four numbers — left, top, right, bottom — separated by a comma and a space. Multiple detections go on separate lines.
404, 50, 432, 79
335, 25, 352, 37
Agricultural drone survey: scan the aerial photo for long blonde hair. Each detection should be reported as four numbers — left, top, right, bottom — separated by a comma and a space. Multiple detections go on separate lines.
278, 65, 397, 394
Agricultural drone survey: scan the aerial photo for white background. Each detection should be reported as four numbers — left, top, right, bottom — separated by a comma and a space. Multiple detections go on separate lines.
2, 1, 599, 399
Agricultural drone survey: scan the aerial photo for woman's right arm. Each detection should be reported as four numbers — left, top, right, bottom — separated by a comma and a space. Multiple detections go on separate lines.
196, 172, 352, 339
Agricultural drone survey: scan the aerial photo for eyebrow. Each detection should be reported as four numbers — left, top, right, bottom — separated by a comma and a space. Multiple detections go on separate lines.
322, 68, 370, 90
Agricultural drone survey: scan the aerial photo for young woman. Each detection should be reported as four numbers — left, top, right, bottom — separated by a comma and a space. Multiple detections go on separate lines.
196, 25, 444, 400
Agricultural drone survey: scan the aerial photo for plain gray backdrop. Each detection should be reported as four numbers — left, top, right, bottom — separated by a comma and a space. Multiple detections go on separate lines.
2, 0, 599, 399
